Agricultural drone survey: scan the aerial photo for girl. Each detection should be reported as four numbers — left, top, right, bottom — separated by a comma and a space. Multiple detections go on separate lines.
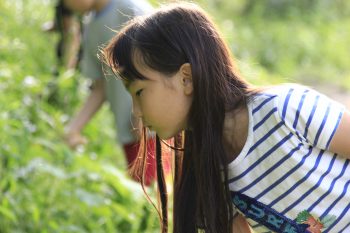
103, 2, 350, 233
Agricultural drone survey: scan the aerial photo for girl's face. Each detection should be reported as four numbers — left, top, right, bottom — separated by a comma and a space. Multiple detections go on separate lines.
127, 61, 193, 140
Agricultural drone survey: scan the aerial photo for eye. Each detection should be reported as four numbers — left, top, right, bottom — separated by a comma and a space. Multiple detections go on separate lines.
135, 89, 143, 97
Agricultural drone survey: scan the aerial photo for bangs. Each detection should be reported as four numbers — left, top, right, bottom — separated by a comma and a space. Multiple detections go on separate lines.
103, 20, 148, 83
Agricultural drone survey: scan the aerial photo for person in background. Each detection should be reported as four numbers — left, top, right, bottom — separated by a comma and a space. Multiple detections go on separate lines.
42, 1, 82, 105
63, 0, 166, 186
42, 0, 81, 71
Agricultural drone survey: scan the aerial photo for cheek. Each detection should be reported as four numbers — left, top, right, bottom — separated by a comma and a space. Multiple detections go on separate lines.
172, 91, 191, 110
141, 95, 168, 121
165, 95, 192, 126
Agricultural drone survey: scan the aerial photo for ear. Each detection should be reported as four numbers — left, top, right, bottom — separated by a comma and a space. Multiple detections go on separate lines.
179, 63, 193, 96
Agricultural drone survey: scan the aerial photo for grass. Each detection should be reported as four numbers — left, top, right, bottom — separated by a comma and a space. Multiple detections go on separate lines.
2, 0, 350, 232
0, 0, 160, 232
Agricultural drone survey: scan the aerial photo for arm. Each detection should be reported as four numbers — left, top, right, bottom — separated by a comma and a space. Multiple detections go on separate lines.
232, 214, 252, 233
329, 109, 350, 158
63, 15, 81, 70
65, 78, 106, 148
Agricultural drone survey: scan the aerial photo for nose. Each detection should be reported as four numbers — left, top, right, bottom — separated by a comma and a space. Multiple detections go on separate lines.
132, 98, 142, 118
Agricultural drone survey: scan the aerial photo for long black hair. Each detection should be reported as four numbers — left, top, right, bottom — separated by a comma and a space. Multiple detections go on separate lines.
103, 3, 253, 232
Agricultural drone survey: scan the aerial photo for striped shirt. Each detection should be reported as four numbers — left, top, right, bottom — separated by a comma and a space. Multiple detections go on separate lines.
228, 84, 350, 232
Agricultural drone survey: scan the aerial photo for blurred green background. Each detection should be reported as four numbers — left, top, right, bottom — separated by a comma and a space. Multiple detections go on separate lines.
1, 0, 350, 232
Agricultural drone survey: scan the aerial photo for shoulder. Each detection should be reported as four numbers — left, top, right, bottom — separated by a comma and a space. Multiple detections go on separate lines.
247, 84, 296, 115
247, 83, 341, 130
264, 83, 344, 119
256, 83, 345, 149
257, 83, 309, 99
252, 83, 328, 115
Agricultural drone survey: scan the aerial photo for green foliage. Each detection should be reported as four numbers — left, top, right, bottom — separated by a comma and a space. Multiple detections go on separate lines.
196, 0, 350, 88
0, 0, 159, 232
2, 0, 350, 232
296, 210, 311, 223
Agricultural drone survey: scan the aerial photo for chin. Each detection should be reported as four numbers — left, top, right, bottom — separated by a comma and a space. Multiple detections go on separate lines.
156, 129, 182, 140
157, 134, 173, 140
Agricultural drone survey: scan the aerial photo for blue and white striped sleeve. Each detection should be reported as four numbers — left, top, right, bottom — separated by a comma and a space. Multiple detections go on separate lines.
276, 84, 345, 150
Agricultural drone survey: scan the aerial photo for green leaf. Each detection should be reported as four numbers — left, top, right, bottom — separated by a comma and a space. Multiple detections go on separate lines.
75, 188, 105, 207
0, 206, 17, 222
296, 210, 311, 223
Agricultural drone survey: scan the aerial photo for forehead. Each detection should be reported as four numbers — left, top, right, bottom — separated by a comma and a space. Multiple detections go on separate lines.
118, 48, 151, 83
124, 49, 176, 89
124, 70, 172, 93
132, 49, 150, 73
128, 51, 157, 82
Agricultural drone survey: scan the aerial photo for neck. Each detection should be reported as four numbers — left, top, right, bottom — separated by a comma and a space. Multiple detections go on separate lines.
222, 104, 249, 163
93, 0, 110, 12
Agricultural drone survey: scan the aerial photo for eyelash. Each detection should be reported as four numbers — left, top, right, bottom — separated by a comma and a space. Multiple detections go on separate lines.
135, 89, 143, 97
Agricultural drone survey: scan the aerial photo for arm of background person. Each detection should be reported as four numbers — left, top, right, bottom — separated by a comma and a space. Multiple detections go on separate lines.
329, 109, 350, 157
64, 78, 106, 148
63, 15, 81, 70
